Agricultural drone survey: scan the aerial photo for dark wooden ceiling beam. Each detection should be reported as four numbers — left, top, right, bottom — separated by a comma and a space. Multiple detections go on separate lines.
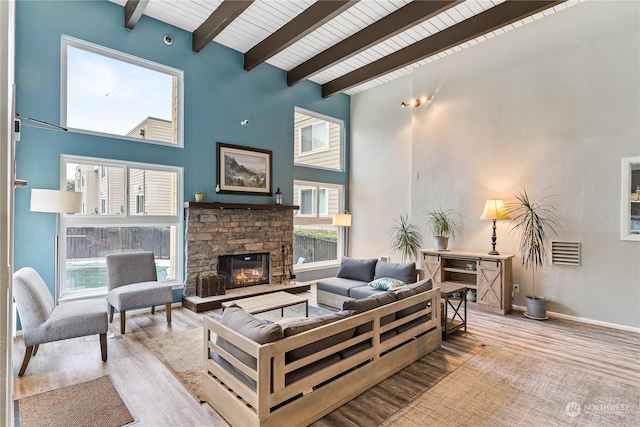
124, 0, 149, 30
244, 0, 359, 72
322, 0, 565, 98
192, 0, 254, 53
287, 0, 462, 87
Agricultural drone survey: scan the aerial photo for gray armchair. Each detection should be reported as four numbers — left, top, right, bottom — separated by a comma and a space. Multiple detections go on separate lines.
13, 267, 108, 376
106, 251, 172, 334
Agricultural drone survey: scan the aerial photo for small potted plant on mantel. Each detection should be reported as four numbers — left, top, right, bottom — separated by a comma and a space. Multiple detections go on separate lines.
390, 213, 423, 262
425, 208, 460, 250
507, 188, 559, 320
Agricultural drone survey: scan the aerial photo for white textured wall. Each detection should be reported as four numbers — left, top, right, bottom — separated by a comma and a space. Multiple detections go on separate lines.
350, 75, 414, 261
351, 1, 640, 328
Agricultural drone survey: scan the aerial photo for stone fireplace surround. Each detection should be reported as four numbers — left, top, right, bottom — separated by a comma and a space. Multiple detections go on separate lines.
183, 202, 298, 298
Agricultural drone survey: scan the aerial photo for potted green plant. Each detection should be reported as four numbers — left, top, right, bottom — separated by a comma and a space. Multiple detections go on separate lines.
425, 208, 460, 250
195, 191, 204, 203
390, 213, 423, 262
507, 188, 559, 320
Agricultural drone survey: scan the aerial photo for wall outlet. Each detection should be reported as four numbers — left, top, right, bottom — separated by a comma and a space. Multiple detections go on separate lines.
513, 284, 520, 293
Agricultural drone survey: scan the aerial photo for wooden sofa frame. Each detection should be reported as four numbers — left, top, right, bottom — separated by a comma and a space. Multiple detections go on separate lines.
202, 288, 441, 427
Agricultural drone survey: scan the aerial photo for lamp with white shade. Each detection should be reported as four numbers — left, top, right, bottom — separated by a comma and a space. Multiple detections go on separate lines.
332, 212, 352, 257
479, 199, 510, 255
30, 189, 82, 304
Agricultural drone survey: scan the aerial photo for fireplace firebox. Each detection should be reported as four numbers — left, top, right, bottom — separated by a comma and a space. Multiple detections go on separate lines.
218, 253, 270, 288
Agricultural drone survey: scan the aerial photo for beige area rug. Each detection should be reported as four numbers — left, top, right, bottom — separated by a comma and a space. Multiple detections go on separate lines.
16, 375, 134, 427
381, 346, 639, 427
141, 328, 205, 402
140, 305, 332, 404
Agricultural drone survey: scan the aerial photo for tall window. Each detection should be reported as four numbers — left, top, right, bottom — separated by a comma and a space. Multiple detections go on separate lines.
60, 156, 182, 299
61, 36, 184, 146
300, 122, 328, 153
293, 181, 343, 266
294, 108, 343, 171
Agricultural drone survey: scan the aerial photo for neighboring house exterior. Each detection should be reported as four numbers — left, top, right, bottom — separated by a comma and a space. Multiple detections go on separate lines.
294, 111, 342, 171
126, 116, 174, 144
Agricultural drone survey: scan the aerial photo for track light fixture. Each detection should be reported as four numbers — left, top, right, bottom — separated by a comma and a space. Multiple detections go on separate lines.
400, 96, 432, 108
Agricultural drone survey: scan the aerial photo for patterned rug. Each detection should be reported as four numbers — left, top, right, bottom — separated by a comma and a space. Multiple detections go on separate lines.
142, 304, 332, 403
15, 375, 134, 427
380, 346, 639, 427
142, 328, 206, 402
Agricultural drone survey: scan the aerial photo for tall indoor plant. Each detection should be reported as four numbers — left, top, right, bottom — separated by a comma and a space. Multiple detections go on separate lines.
507, 189, 559, 320
390, 213, 423, 262
425, 208, 460, 250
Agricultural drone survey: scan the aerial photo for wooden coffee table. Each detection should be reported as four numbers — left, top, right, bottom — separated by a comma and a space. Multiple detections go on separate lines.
221, 291, 309, 317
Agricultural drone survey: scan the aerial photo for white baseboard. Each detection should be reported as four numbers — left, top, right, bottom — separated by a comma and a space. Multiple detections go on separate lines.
511, 305, 640, 333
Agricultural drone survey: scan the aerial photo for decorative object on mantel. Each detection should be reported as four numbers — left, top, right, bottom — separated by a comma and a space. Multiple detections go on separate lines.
332, 211, 352, 257
216, 142, 272, 195
507, 188, 559, 320
479, 199, 510, 255
426, 208, 460, 251
194, 191, 203, 203
274, 187, 283, 205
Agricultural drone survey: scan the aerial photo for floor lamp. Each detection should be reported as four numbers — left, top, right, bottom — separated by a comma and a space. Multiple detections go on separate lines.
332, 212, 352, 257
30, 189, 83, 305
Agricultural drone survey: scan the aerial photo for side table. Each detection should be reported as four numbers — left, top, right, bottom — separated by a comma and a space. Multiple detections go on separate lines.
439, 282, 468, 341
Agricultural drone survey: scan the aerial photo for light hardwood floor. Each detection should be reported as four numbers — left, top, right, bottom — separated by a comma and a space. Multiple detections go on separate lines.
12, 286, 640, 426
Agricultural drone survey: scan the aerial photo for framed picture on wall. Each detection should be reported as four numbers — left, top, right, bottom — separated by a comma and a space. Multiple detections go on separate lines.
217, 142, 272, 195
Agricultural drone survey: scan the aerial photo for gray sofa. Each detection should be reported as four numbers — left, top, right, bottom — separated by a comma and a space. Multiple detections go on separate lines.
316, 257, 419, 308
202, 279, 441, 427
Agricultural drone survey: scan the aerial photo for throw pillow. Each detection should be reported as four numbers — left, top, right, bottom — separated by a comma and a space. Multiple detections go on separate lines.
374, 261, 416, 283
368, 277, 405, 291
336, 257, 377, 282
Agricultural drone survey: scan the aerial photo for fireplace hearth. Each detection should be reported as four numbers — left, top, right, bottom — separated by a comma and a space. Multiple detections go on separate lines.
218, 253, 270, 288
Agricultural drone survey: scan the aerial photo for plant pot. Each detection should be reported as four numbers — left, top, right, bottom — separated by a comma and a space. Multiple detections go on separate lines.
524, 295, 549, 320
195, 193, 203, 202
434, 236, 449, 250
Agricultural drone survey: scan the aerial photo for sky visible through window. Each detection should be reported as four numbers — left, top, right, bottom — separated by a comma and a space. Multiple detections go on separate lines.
66, 46, 173, 136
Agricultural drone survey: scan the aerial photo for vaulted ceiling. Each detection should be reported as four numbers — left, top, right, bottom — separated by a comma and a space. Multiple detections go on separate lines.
113, 0, 579, 97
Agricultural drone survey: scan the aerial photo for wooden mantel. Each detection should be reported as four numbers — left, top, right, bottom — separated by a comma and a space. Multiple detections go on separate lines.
184, 202, 299, 211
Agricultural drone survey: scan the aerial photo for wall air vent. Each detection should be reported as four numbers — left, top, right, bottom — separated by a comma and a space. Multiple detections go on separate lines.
551, 240, 581, 266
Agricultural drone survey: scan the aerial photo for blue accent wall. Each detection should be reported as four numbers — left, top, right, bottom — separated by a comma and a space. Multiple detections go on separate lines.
14, 0, 350, 304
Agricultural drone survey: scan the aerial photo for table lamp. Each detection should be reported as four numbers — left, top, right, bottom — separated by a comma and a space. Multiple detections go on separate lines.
479, 199, 510, 255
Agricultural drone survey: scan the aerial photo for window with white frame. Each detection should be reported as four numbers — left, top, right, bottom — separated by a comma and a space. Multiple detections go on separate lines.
60, 156, 182, 299
293, 180, 343, 266
61, 36, 184, 146
300, 122, 328, 153
294, 108, 343, 171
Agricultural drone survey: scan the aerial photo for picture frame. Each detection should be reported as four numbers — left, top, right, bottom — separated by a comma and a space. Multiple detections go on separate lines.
217, 142, 272, 195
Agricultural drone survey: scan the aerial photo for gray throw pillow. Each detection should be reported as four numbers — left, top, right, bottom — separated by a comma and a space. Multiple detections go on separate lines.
337, 257, 377, 282
407, 278, 433, 294
374, 261, 416, 283
216, 305, 284, 369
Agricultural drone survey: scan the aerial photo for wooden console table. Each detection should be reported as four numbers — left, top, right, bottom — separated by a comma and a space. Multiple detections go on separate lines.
422, 249, 514, 314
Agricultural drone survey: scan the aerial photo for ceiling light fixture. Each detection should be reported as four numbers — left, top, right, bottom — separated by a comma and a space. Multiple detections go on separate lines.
400, 96, 432, 108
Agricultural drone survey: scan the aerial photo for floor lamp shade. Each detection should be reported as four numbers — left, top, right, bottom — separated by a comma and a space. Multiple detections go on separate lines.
332, 213, 352, 227
30, 189, 82, 214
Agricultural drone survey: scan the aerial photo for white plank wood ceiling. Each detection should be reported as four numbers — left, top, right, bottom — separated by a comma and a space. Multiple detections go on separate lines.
111, 0, 581, 96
